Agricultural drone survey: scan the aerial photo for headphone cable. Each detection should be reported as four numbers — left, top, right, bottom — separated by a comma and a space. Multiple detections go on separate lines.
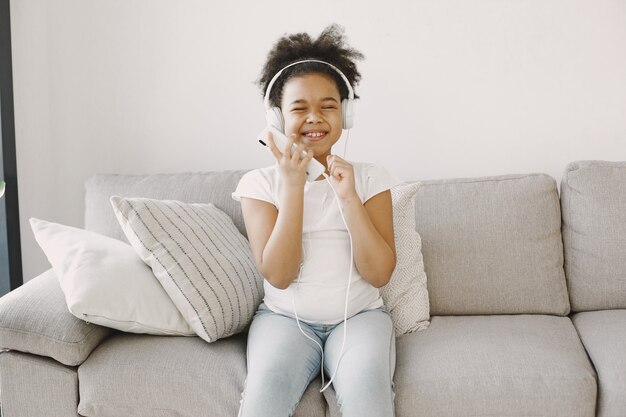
291, 171, 353, 393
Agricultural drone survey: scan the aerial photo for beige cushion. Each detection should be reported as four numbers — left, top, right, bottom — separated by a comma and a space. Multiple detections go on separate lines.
572, 310, 626, 417
560, 160, 626, 311
394, 315, 597, 416
29, 218, 194, 335
414, 173, 570, 315
110, 196, 264, 343
380, 182, 430, 335
78, 333, 326, 417
0, 269, 113, 366
0, 351, 80, 417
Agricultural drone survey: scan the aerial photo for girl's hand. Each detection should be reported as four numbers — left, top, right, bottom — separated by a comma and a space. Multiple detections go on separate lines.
326, 155, 359, 202
266, 130, 314, 188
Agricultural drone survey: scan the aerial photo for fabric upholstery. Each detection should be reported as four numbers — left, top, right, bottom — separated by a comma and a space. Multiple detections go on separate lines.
84, 170, 248, 241
560, 160, 626, 311
0, 350, 80, 417
414, 173, 570, 315
393, 315, 597, 416
110, 197, 264, 343
5, 166, 624, 416
0, 269, 114, 366
78, 332, 326, 417
572, 310, 626, 417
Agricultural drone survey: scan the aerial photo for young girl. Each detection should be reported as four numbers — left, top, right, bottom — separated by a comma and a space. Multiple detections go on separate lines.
232, 24, 399, 417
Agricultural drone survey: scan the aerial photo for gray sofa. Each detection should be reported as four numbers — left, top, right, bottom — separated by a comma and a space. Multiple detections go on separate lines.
0, 160, 624, 417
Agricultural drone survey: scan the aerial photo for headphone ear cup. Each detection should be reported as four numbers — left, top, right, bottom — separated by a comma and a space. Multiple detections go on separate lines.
266, 107, 285, 133
342, 99, 354, 130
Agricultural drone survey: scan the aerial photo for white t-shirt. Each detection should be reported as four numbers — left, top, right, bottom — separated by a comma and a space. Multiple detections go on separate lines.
232, 162, 401, 325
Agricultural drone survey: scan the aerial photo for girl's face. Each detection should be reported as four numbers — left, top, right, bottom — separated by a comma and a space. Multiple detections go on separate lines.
280, 73, 343, 166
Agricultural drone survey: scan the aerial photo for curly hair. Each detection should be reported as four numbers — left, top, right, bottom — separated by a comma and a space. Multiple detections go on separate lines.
257, 24, 364, 109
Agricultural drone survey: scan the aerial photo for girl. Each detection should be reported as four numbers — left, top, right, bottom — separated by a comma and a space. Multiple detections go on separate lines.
232, 24, 399, 417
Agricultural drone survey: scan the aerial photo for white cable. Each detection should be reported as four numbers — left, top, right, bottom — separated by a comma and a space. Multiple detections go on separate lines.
291, 170, 354, 393
319, 171, 353, 392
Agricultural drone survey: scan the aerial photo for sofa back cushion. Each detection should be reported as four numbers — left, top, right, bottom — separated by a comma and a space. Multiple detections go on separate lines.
560, 160, 626, 312
84, 171, 248, 242
415, 173, 569, 315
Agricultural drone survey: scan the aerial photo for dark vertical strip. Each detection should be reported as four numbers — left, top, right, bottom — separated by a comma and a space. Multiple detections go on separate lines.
0, 0, 23, 290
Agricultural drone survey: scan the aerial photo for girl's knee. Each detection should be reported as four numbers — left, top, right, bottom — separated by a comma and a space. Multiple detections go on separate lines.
246, 365, 295, 389
333, 376, 395, 417
343, 365, 392, 390
240, 366, 320, 417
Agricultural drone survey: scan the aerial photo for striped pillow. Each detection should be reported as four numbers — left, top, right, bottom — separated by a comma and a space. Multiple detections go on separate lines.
110, 196, 264, 343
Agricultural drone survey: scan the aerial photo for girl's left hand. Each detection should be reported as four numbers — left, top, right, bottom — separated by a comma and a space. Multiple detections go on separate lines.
326, 155, 358, 202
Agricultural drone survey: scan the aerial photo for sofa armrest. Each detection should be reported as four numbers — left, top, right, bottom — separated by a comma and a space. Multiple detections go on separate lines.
0, 268, 115, 366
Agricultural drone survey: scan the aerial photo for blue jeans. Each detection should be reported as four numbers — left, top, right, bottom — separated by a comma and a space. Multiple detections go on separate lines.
237, 303, 396, 417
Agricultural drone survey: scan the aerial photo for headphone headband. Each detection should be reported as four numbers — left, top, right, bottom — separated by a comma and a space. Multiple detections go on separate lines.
263, 59, 355, 109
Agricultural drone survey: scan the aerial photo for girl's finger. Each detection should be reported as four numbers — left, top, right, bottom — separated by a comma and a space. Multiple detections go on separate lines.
292, 142, 306, 162
328, 161, 336, 177
329, 156, 342, 177
327, 155, 334, 173
330, 161, 348, 179
300, 149, 314, 168
283, 133, 297, 159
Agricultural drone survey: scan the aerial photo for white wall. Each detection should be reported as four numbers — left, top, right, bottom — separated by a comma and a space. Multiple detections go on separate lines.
11, 0, 626, 281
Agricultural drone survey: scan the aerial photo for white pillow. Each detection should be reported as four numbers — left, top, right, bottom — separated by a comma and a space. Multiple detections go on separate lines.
29, 217, 194, 335
380, 182, 431, 335
110, 196, 264, 343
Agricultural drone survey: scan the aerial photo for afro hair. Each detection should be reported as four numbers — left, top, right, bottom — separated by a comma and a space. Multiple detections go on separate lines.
257, 23, 364, 109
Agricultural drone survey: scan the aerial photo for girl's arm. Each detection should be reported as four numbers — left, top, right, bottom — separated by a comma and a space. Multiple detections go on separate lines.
240, 132, 314, 290
340, 190, 396, 288
325, 155, 396, 287
240, 188, 304, 290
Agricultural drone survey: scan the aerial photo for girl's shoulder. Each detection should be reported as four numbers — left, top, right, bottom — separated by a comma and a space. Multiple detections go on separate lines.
351, 161, 397, 184
352, 160, 386, 173
240, 164, 279, 184
350, 161, 402, 202
232, 164, 280, 204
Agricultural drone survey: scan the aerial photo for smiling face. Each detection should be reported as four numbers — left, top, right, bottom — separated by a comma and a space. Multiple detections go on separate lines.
280, 72, 343, 168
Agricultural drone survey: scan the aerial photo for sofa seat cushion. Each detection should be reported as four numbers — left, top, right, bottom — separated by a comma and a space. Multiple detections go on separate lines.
0, 351, 80, 417
394, 315, 597, 416
77, 332, 327, 417
572, 310, 626, 417
0, 269, 114, 366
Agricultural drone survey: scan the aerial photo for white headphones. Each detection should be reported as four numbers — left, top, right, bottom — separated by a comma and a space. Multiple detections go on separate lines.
263, 59, 355, 133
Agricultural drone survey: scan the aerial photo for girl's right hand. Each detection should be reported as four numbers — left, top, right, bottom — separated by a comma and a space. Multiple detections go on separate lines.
266, 130, 314, 188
